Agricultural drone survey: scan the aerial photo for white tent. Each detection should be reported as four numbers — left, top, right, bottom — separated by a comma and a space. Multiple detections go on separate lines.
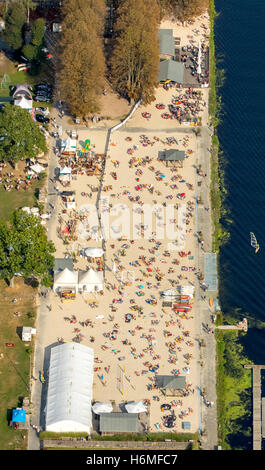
125, 401, 147, 414
45, 342, 94, 433
92, 402, 113, 414
84, 247, 104, 258
78, 269, 103, 293
161, 289, 177, 297
53, 268, 78, 292
30, 163, 45, 174
14, 95, 32, 110
22, 326, 36, 341
61, 137, 77, 154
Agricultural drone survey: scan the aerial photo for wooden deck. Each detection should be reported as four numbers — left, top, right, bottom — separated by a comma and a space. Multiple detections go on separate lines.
244, 364, 265, 450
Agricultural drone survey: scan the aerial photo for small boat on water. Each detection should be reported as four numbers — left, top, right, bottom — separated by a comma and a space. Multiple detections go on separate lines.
209, 298, 213, 308
250, 232, 260, 253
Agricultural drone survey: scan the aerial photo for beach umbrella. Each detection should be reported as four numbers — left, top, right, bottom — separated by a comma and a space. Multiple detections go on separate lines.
92, 402, 113, 414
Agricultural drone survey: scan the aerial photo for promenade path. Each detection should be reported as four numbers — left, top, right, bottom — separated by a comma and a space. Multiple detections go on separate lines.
42, 439, 190, 450
197, 126, 218, 450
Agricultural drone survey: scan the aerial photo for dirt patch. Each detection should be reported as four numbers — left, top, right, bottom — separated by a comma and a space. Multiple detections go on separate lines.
0, 52, 16, 76
99, 84, 130, 120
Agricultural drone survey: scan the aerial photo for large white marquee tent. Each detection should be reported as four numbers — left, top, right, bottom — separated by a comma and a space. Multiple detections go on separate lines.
45, 342, 94, 433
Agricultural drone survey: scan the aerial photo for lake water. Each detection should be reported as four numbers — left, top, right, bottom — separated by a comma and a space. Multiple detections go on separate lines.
215, 0, 265, 363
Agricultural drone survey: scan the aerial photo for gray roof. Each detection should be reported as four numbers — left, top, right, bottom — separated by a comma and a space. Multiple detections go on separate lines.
156, 375, 186, 389
54, 258, 74, 272
204, 252, 218, 291
158, 150, 185, 161
158, 29, 175, 56
158, 60, 184, 84
99, 413, 138, 433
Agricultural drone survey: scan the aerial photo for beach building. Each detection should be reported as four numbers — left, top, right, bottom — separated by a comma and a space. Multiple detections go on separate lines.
99, 413, 138, 435
45, 342, 94, 433
156, 375, 187, 396
158, 29, 175, 59
60, 191, 76, 209
158, 59, 185, 85
158, 149, 185, 167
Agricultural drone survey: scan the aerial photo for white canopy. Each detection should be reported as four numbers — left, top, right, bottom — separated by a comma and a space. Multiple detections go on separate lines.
30, 163, 45, 174
84, 247, 104, 258
45, 342, 94, 433
92, 402, 113, 414
125, 401, 147, 414
53, 268, 78, 292
61, 137, 77, 153
14, 95, 32, 110
161, 289, 177, 297
78, 268, 103, 293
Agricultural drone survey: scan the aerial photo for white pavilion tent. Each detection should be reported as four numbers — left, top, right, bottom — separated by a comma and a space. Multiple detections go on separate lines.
84, 247, 104, 258
45, 342, 94, 433
30, 163, 45, 174
92, 402, 113, 414
59, 166, 72, 183
61, 137, 77, 155
53, 268, 78, 293
78, 268, 103, 293
14, 95, 33, 110
125, 401, 147, 414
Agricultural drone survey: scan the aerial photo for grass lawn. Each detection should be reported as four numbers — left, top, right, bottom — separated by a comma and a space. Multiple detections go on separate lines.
0, 277, 36, 450
0, 179, 45, 221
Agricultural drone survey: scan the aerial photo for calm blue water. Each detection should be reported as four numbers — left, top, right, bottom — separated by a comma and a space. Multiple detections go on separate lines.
215, 0, 265, 363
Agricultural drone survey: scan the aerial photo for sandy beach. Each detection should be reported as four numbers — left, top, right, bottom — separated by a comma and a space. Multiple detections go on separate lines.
32, 11, 211, 437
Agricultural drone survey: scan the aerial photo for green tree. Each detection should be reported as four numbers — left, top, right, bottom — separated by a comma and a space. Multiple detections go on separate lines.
0, 210, 55, 285
31, 18, 45, 46
0, 104, 47, 164
22, 43, 37, 60
2, 1, 26, 50
110, 0, 160, 104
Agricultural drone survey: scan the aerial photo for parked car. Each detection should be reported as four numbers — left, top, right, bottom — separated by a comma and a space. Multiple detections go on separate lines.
34, 95, 51, 102
34, 93, 52, 100
35, 83, 53, 91
36, 114, 50, 124
35, 107, 50, 116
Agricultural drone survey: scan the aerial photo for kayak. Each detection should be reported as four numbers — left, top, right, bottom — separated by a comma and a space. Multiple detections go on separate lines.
209, 298, 213, 307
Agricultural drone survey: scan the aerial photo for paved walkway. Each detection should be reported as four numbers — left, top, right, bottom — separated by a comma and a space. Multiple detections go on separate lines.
195, 126, 218, 450
42, 439, 190, 450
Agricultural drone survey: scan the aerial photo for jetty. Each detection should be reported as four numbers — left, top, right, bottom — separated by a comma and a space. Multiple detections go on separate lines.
244, 364, 265, 450
216, 318, 248, 332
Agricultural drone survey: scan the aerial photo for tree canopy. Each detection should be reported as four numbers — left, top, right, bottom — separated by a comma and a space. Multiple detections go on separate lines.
0, 209, 55, 286
58, 0, 106, 117
31, 18, 45, 46
0, 104, 47, 163
159, 0, 209, 20
110, 0, 160, 104
2, 1, 26, 50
